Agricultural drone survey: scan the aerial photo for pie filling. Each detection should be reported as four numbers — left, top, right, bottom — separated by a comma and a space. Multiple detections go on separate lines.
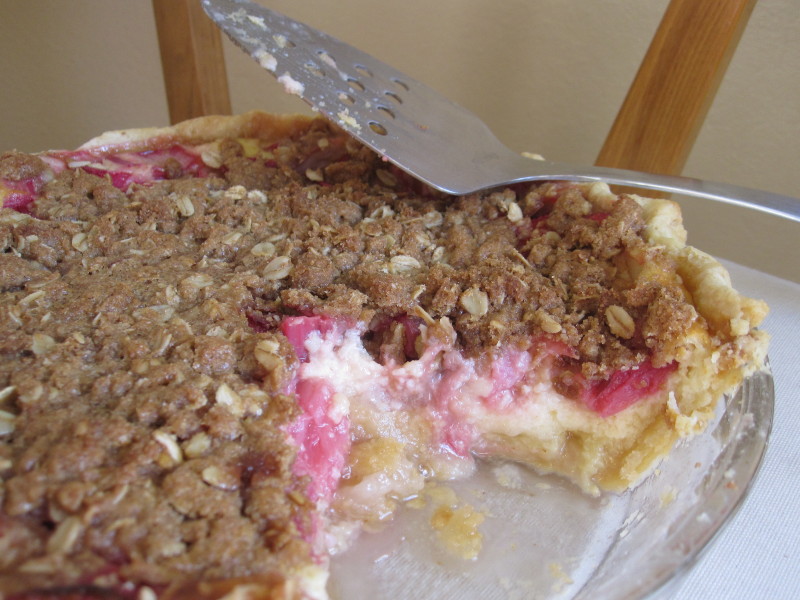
278, 312, 680, 540
0, 113, 768, 597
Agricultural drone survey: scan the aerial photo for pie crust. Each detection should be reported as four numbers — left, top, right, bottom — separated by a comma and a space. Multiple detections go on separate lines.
0, 111, 769, 598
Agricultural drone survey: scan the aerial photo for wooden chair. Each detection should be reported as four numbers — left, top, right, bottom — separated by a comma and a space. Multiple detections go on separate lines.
152, 0, 232, 124
152, 0, 755, 177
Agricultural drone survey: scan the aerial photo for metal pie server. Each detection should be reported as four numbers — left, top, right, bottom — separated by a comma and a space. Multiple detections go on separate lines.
202, 0, 800, 223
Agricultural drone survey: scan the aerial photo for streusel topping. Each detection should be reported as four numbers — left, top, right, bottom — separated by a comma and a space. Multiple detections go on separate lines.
0, 118, 698, 589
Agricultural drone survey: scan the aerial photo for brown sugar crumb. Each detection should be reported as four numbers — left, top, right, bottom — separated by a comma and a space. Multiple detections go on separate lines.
423, 484, 485, 560
0, 151, 47, 182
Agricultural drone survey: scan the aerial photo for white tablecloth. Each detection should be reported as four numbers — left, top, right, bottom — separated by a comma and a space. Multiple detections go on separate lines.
674, 260, 800, 599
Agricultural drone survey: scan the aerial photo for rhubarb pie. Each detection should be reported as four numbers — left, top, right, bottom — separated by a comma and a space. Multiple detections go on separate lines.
0, 112, 768, 598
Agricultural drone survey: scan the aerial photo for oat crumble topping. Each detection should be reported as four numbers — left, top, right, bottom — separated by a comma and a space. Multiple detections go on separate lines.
0, 118, 740, 593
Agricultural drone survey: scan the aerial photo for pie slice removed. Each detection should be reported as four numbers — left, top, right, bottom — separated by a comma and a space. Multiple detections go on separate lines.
0, 112, 768, 598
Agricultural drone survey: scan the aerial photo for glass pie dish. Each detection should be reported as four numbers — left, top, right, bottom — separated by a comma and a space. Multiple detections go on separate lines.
328, 366, 773, 599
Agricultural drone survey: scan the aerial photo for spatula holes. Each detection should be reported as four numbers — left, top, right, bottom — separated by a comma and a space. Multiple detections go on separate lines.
316, 50, 337, 68
377, 106, 395, 119
338, 92, 356, 105
346, 78, 365, 92
304, 62, 325, 78
391, 78, 410, 91
384, 91, 403, 104
369, 121, 388, 136
354, 64, 373, 78
272, 34, 296, 49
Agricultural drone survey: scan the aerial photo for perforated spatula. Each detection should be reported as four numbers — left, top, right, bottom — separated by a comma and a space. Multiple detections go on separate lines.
202, 0, 799, 223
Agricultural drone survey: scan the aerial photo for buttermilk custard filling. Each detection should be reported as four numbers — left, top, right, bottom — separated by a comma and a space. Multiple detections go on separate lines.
0, 112, 768, 599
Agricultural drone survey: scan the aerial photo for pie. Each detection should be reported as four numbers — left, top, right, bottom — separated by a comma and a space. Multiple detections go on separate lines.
0, 111, 769, 598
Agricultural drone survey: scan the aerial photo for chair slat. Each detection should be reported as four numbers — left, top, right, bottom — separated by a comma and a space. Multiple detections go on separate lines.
153, 0, 232, 124
596, 0, 756, 175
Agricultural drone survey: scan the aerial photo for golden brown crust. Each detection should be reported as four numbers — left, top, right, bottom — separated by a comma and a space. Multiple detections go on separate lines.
79, 111, 317, 153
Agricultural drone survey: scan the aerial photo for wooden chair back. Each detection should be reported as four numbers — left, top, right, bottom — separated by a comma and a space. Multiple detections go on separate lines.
152, 0, 231, 124
596, 0, 756, 175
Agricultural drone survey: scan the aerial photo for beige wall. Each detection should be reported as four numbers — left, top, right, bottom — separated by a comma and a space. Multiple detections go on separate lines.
1, 0, 798, 202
